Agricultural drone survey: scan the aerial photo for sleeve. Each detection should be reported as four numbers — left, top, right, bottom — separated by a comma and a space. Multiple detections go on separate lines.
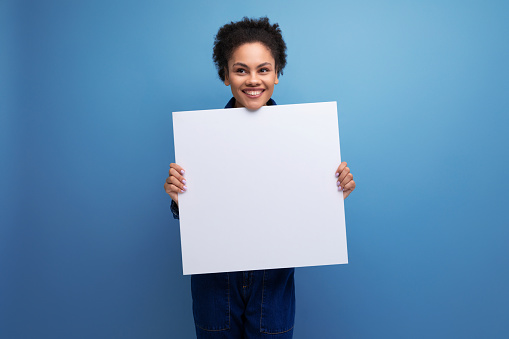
170, 199, 180, 220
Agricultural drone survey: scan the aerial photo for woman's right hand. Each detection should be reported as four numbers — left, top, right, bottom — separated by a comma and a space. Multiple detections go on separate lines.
164, 163, 187, 206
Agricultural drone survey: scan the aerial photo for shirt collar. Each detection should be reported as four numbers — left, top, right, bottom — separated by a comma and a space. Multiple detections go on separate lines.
224, 97, 277, 108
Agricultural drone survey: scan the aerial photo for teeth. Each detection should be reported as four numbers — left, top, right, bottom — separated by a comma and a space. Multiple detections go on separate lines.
245, 90, 262, 95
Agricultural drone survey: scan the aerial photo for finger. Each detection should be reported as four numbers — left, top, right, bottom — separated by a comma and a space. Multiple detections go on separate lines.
337, 173, 352, 191
338, 167, 350, 183
169, 168, 186, 185
169, 183, 186, 194
166, 173, 185, 185
164, 182, 174, 194
335, 161, 347, 177
338, 171, 352, 186
343, 179, 356, 192
341, 173, 353, 186
164, 182, 182, 194
165, 176, 185, 192
170, 176, 187, 192
170, 163, 185, 176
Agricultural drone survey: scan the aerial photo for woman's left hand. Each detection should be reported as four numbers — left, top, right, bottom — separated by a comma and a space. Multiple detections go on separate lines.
335, 162, 356, 199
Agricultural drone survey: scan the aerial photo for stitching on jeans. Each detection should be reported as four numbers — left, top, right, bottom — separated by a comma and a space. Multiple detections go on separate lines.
196, 327, 229, 332
261, 325, 295, 335
227, 272, 230, 330
259, 270, 265, 332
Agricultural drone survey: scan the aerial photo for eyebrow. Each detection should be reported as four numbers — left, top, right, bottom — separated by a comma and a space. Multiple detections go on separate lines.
232, 62, 273, 68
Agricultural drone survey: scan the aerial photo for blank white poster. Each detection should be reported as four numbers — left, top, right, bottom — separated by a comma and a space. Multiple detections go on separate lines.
172, 102, 348, 275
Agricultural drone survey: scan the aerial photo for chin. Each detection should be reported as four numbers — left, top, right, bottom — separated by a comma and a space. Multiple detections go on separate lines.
245, 103, 264, 110
239, 98, 268, 111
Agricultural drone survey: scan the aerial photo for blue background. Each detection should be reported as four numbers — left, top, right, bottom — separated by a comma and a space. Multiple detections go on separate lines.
2, 1, 508, 338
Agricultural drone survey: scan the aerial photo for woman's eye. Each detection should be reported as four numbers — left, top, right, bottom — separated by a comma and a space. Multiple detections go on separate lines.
260, 68, 269, 73
235, 69, 246, 74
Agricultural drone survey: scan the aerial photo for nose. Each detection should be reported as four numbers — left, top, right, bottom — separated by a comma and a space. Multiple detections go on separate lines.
246, 72, 261, 86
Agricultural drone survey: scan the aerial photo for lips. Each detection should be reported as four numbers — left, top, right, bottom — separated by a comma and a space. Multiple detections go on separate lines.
242, 88, 265, 98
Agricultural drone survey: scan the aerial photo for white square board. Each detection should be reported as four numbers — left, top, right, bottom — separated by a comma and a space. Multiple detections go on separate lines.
172, 102, 348, 275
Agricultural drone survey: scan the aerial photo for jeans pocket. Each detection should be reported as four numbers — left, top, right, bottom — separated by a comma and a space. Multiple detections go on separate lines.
260, 268, 295, 334
191, 273, 230, 331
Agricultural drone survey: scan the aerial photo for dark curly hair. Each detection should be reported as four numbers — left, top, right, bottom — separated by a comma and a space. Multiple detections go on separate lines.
213, 17, 287, 82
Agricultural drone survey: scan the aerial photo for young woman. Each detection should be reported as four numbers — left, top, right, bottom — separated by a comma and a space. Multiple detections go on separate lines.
164, 17, 356, 339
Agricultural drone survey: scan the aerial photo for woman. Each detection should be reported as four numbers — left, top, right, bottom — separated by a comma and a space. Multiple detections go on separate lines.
164, 17, 355, 339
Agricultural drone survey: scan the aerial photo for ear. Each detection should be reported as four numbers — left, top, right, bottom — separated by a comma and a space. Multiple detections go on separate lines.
275, 73, 279, 85
224, 68, 230, 86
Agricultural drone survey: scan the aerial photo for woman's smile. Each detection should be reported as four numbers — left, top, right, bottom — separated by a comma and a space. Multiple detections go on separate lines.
242, 88, 265, 98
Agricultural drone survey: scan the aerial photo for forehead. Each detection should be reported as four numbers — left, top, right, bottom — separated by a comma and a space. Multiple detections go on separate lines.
228, 42, 275, 65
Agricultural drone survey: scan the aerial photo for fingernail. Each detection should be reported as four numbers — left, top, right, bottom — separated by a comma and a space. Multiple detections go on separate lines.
182, 179, 187, 184
338, 186, 342, 191
335, 173, 339, 177
181, 170, 185, 175
183, 186, 187, 191
336, 181, 341, 186
180, 189, 184, 193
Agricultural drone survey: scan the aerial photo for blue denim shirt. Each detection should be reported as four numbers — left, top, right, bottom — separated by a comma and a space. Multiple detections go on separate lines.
170, 97, 277, 219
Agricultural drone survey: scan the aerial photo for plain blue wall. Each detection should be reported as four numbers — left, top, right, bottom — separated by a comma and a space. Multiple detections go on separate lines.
2, 1, 508, 338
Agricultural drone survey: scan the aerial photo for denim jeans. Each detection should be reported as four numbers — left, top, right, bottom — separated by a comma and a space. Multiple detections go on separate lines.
191, 268, 295, 338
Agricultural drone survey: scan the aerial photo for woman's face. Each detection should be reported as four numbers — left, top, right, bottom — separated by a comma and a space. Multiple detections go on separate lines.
224, 42, 279, 110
